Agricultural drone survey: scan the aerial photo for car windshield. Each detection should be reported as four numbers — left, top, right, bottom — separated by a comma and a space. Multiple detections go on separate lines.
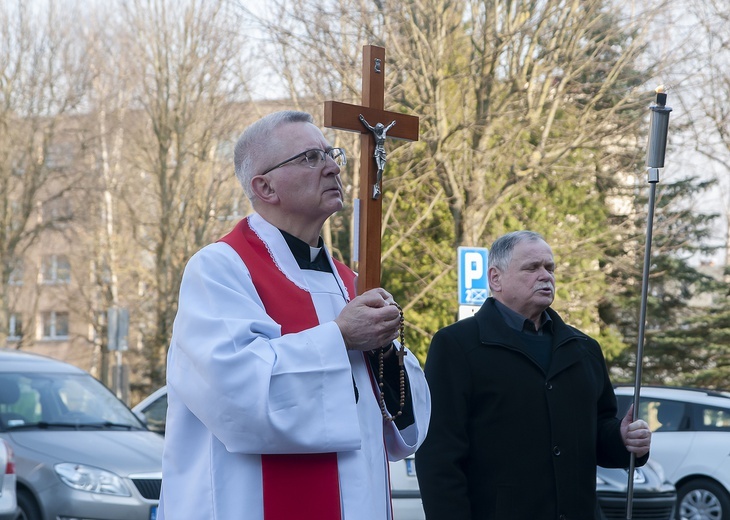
0, 372, 144, 431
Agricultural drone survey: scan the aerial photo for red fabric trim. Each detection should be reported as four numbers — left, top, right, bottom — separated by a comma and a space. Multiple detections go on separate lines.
333, 260, 357, 299
260, 453, 341, 520
219, 218, 318, 334
219, 217, 357, 520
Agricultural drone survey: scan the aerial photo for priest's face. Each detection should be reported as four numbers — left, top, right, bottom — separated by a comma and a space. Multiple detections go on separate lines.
263, 122, 344, 225
489, 238, 555, 324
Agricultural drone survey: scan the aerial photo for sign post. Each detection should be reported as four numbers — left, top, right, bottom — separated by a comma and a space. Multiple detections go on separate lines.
107, 307, 129, 401
458, 247, 489, 319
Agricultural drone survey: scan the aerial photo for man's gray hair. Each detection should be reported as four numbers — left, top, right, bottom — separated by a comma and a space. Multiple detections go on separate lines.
488, 230, 546, 271
234, 110, 314, 201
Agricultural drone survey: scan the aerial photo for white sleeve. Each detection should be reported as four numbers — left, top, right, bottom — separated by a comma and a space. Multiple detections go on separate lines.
383, 349, 431, 461
166, 243, 362, 454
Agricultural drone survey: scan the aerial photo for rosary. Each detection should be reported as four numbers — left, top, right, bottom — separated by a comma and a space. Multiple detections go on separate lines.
377, 302, 407, 422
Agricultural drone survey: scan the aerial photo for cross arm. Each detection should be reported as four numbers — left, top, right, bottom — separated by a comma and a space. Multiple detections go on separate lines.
324, 101, 419, 141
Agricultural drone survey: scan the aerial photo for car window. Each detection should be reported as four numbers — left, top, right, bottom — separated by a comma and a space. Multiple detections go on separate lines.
697, 405, 730, 431
615, 395, 686, 433
0, 373, 142, 429
653, 401, 685, 432
140, 394, 167, 435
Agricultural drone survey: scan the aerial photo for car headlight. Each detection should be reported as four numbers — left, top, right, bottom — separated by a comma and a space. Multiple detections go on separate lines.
54, 463, 131, 496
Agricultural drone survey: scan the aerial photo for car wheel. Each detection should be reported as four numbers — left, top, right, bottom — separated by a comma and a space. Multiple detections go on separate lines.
16, 489, 42, 520
677, 479, 730, 520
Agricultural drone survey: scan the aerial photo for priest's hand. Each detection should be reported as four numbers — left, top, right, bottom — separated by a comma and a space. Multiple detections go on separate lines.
620, 404, 651, 457
335, 288, 401, 352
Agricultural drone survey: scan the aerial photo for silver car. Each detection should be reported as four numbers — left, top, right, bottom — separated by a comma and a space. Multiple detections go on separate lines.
595, 461, 676, 520
0, 438, 18, 520
0, 349, 162, 520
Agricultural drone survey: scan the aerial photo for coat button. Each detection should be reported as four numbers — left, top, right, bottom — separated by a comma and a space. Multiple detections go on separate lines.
553, 445, 561, 456
546, 381, 553, 390
559, 515, 567, 520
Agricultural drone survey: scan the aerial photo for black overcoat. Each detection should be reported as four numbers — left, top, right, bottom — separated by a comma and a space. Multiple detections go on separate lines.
415, 298, 647, 520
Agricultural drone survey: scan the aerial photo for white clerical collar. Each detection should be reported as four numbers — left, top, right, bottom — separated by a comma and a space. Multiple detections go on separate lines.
309, 246, 322, 262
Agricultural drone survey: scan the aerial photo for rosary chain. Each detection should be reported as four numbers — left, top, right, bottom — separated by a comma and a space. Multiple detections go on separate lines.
378, 302, 407, 422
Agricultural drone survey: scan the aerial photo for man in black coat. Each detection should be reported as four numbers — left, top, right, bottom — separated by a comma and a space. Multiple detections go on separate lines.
415, 230, 651, 520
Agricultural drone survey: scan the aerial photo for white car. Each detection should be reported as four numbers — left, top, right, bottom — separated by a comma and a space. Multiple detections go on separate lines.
615, 385, 730, 520
0, 438, 18, 520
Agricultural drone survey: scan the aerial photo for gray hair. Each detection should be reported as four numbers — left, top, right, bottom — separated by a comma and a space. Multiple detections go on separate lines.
488, 231, 546, 271
233, 110, 314, 201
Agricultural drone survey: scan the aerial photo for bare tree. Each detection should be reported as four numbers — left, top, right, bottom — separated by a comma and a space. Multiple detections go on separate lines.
248, 0, 381, 264
93, 0, 256, 387
252, 0, 677, 353
684, 0, 730, 266
0, 0, 701, 373
0, 0, 90, 347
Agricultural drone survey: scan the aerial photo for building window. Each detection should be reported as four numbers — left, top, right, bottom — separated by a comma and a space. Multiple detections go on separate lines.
8, 313, 22, 341
8, 258, 23, 285
9, 200, 24, 232
41, 311, 69, 340
41, 255, 71, 284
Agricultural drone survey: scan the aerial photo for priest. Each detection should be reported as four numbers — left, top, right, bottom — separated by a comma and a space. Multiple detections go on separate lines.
158, 110, 431, 520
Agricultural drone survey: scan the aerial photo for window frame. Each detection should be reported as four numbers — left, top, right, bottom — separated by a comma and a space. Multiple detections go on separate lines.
8, 313, 23, 341
41, 254, 71, 285
40, 310, 70, 340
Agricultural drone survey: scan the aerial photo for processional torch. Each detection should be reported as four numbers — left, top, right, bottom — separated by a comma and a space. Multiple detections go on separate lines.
626, 86, 672, 520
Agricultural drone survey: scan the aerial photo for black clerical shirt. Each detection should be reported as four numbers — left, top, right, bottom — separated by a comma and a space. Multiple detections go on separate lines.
280, 230, 332, 272
493, 298, 554, 372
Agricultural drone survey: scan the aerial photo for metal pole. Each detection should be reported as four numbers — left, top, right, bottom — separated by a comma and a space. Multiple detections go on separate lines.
626, 169, 658, 519
626, 88, 672, 520
116, 350, 123, 398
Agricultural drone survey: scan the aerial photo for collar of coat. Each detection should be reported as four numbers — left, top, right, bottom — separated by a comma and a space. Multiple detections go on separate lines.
475, 298, 599, 375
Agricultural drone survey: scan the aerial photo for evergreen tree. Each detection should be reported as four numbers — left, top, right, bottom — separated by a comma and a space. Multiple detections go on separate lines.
603, 175, 721, 383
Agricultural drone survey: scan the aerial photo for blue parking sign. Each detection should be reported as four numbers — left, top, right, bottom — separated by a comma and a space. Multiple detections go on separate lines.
458, 247, 489, 305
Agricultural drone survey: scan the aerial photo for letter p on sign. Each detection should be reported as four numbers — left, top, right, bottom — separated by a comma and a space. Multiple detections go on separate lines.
465, 252, 483, 287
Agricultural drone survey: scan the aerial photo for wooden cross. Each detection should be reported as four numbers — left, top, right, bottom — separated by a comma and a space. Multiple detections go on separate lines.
324, 45, 419, 294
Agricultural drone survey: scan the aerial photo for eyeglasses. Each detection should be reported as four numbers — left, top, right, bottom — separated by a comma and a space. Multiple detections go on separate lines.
260, 148, 347, 176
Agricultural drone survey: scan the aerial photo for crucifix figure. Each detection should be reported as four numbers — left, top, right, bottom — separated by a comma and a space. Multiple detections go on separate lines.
324, 45, 419, 294
358, 115, 396, 200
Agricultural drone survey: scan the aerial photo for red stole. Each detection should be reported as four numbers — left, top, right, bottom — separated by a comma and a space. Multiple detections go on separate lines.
219, 217, 356, 520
